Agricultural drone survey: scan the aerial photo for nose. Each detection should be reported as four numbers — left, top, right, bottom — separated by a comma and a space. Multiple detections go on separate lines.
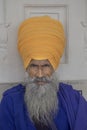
36, 67, 44, 78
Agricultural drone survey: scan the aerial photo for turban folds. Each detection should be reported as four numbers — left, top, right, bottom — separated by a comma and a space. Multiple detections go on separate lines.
18, 16, 65, 70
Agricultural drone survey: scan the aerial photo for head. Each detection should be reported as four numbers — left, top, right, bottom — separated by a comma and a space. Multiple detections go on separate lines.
17, 16, 66, 126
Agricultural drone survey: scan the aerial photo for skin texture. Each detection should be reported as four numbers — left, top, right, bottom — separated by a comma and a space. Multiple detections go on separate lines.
26, 59, 54, 85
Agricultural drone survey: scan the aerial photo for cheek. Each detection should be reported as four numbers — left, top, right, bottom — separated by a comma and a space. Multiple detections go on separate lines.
27, 70, 36, 77
44, 69, 54, 77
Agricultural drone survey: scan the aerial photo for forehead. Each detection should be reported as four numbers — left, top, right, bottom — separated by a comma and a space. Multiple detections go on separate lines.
29, 59, 51, 65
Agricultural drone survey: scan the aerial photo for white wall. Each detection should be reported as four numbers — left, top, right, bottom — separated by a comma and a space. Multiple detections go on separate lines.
0, 0, 87, 100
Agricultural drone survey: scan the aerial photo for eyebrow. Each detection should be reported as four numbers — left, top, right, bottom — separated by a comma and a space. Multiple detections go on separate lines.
29, 63, 51, 67
29, 64, 38, 67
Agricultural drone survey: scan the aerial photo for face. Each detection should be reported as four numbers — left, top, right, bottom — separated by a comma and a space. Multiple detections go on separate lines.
26, 59, 54, 85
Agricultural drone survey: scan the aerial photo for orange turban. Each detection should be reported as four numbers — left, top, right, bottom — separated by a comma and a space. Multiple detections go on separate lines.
18, 16, 65, 70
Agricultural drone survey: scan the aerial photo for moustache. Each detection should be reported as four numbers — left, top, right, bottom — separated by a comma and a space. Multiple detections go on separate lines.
28, 77, 52, 84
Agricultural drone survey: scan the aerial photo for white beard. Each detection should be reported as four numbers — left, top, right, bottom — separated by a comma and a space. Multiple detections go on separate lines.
24, 73, 59, 128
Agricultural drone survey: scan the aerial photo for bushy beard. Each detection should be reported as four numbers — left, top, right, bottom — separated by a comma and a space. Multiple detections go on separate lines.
24, 73, 59, 128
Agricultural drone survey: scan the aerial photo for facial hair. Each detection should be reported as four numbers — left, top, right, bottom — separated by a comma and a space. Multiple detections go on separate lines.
24, 73, 59, 128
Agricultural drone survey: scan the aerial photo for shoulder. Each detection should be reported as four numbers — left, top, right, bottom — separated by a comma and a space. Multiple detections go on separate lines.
58, 82, 80, 100
3, 84, 25, 97
59, 82, 73, 88
0, 84, 25, 123
1, 84, 25, 105
1, 84, 25, 111
59, 82, 78, 93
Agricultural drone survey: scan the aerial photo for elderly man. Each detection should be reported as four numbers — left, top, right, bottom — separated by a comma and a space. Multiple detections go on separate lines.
0, 16, 87, 130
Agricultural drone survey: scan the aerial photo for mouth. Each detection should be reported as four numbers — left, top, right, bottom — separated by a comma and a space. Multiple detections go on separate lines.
35, 81, 47, 85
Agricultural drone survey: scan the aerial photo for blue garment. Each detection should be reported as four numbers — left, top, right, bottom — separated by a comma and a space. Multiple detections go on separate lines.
0, 83, 87, 130
59, 83, 87, 130
0, 83, 69, 130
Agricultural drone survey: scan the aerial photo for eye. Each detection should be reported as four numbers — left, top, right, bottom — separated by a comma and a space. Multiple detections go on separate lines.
42, 64, 51, 68
29, 64, 38, 68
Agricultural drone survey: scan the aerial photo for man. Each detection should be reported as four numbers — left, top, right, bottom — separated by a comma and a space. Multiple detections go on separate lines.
0, 16, 87, 130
